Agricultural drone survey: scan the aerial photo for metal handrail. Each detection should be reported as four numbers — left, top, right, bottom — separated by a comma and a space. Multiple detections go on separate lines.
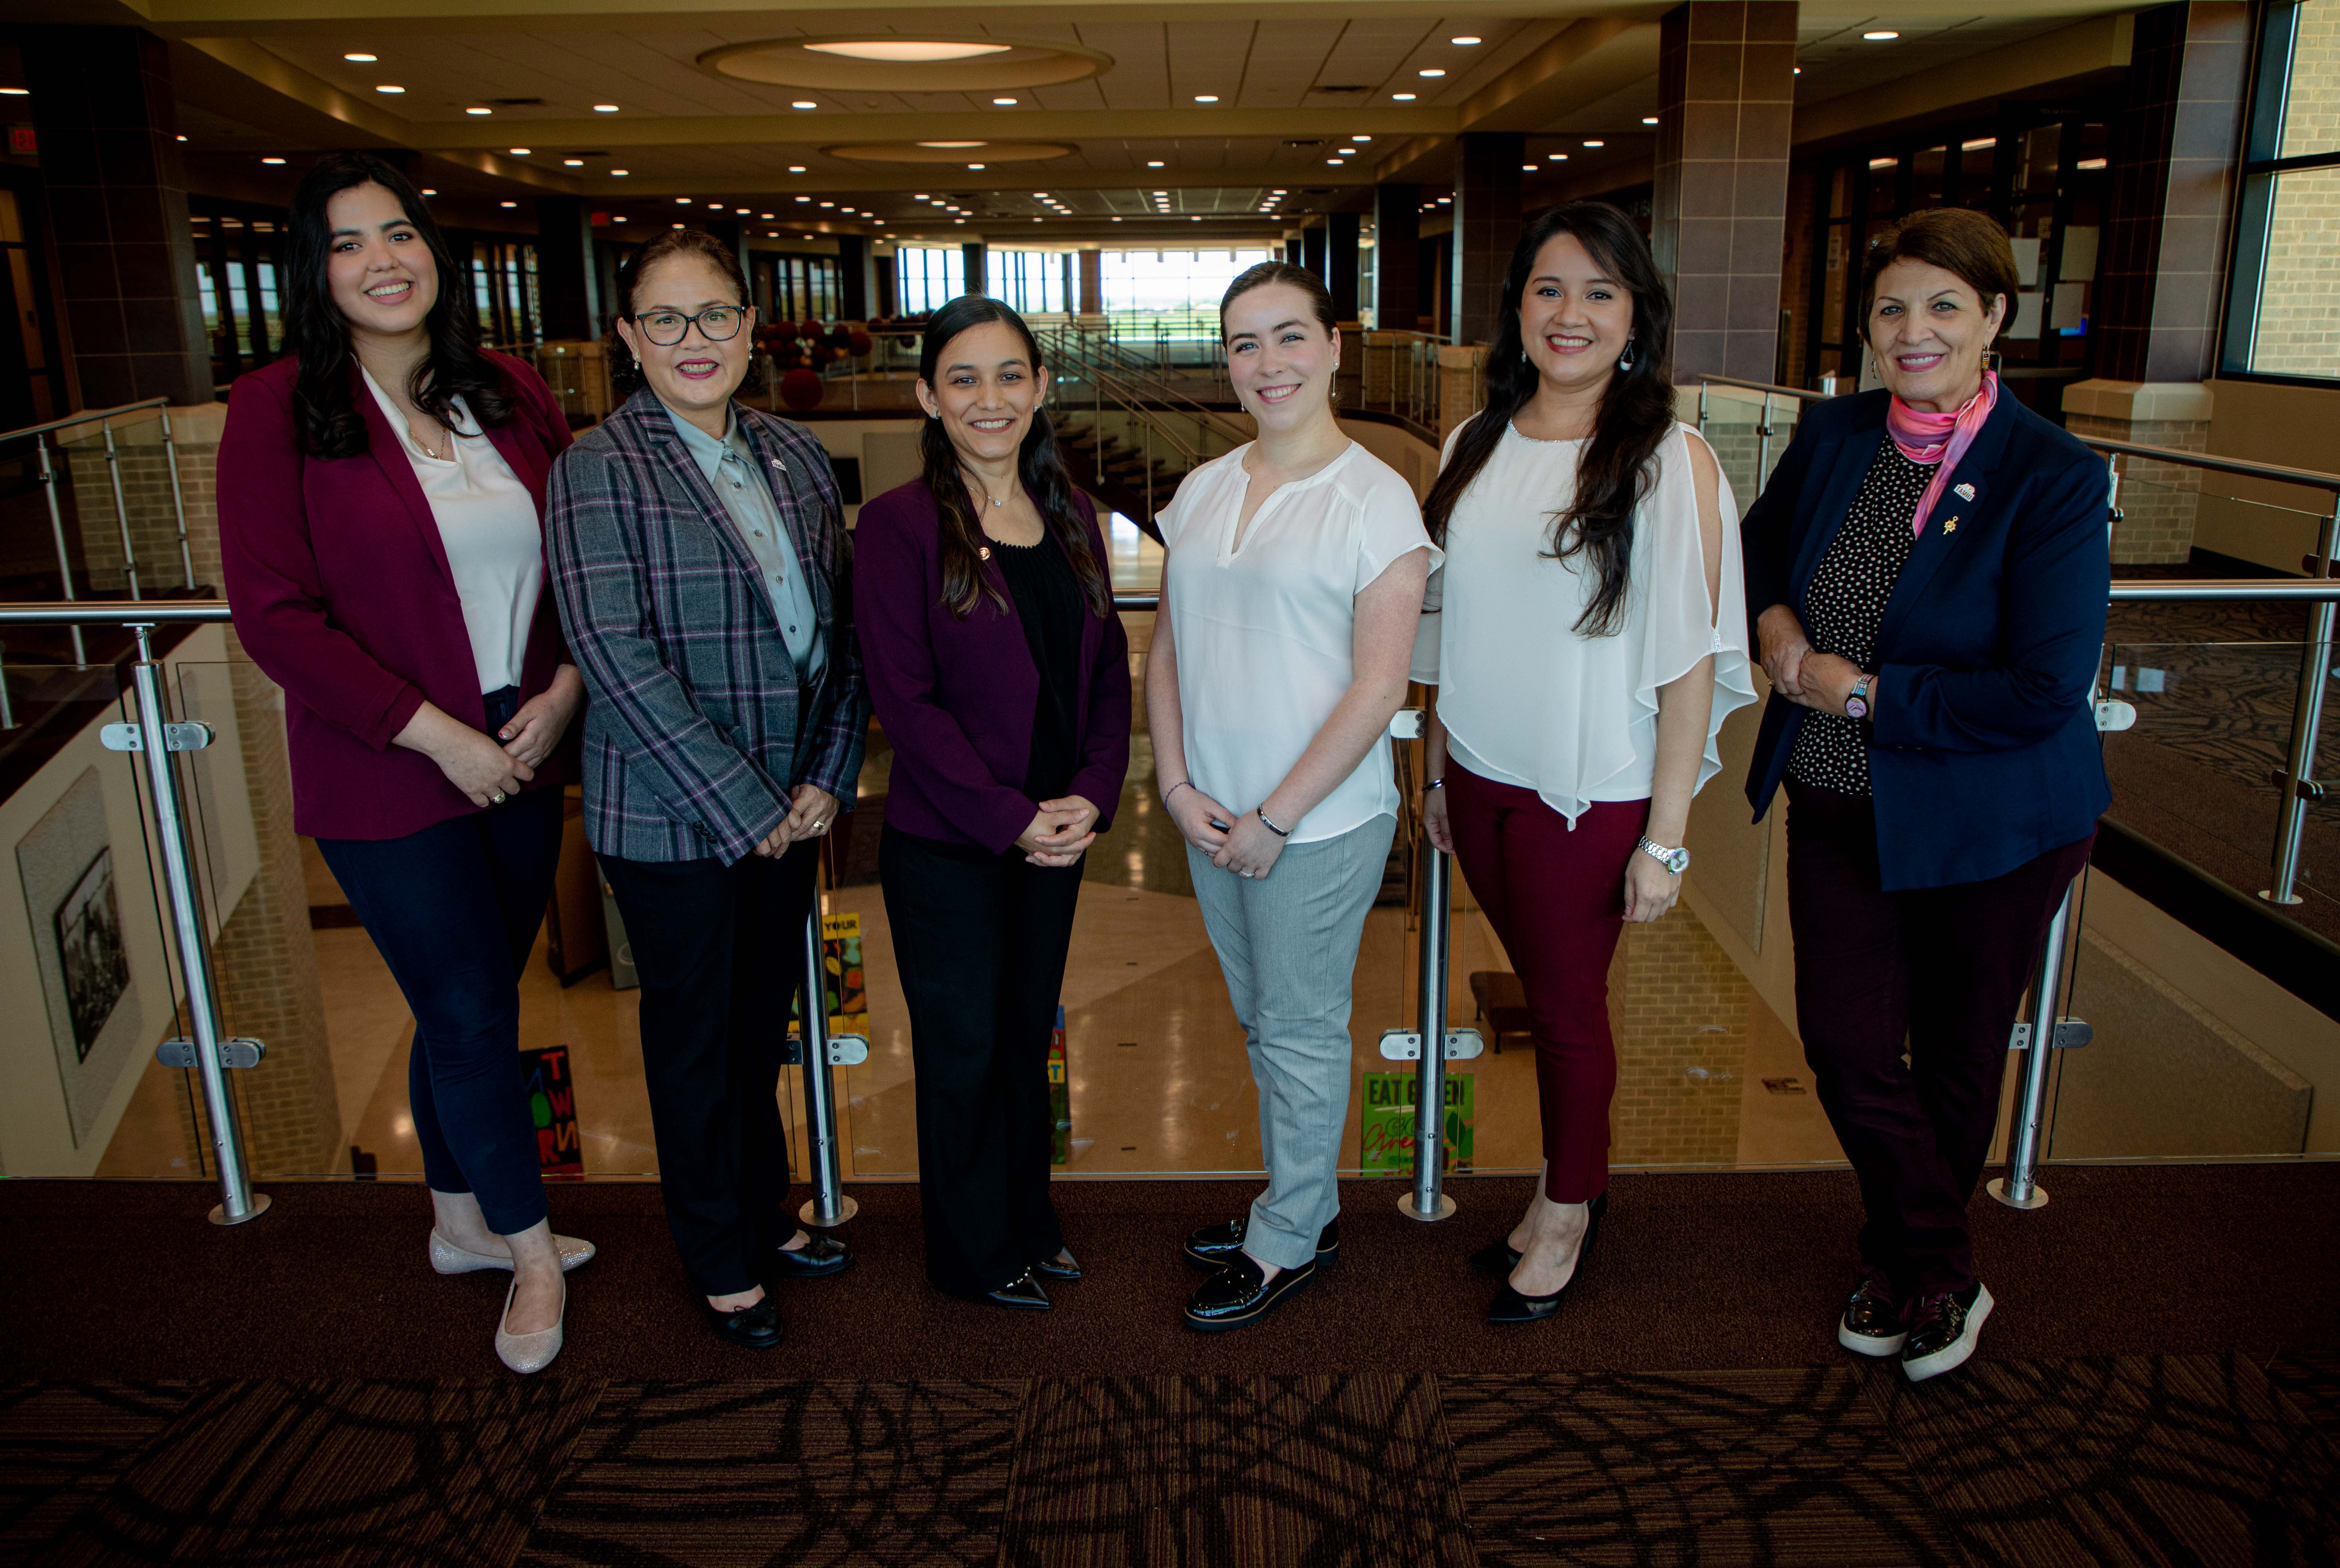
1695, 373, 1829, 405
2081, 436, 2340, 494
0, 395, 173, 444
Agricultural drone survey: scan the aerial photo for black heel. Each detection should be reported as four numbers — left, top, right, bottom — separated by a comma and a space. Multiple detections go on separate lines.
1487, 1193, 1605, 1326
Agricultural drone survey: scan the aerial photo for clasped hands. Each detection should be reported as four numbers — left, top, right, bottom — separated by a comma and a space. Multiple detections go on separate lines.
1756, 604, 1871, 720
1015, 795, 1101, 867
752, 784, 844, 857
1165, 785, 1285, 881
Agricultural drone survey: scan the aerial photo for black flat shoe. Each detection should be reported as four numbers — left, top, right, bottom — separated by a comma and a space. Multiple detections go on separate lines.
987, 1268, 1052, 1311
1473, 1193, 1606, 1275
771, 1232, 852, 1279
1033, 1248, 1081, 1281
1183, 1216, 1338, 1269
1184, 1254, 1314, 1331
1487, 1195, 1606, 1327
705, 1296, 784, 1350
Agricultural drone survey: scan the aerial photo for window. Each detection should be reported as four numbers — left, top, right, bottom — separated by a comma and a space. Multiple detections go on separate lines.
1097, 248, 1275, 338
991, 248, 1068, 315
2225, 0, 2340, 380
895, 246, 965, 313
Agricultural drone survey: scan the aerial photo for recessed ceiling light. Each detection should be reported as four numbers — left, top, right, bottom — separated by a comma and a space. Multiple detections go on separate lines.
344, 51, 377, 61
1962, 137, 1997, 151
796, 196, 811, 202
1642, 116, 1660, 125
920, 140, 984, 148
789, 165, 807, 174
2077, 155, 2108, 170
1113, 215, 1123, 221
761, 212, 774, 218
1582, 139, 1604, 148
736, 206, 751, 213
421, 187, 438, 195
175, 133, 187, 141
1863, 30, 1899, 40
262, 156, 286, 164
1147, 159, 1165, 167
466, 107, 492, 116
1271, 189, 1286, 194
1437, 195, 1451, 203
914, 192, 928, 198
374, 84, 404, 94
1548, 152, 1568, 160
611, 169, 628, 176
994, 97, 1018, 105
1418, 68, 1446, 78
1195, 94, 1220, 103
808, 40, 1011, 61
968, 162, 985, 169
793, 100, 818, 109
1393, 92, 1417, 101
1450, 34, 1482, 44
594, 104, 620, 113
501, 201, 518, 208
673, 222, 684, 229
510, 147, 532, 155
1869, 156, 1898, 169
1353, 134, 1372, 142
1326, 159, 1343, 166
563, 158, 585, 166
1794, 66, 1802, 73
1521, 163, 1537, 171
677, 197, 692, 204
613, 214, 626, 222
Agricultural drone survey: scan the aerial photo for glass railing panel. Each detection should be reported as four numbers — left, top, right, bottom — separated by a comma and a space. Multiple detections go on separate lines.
1693, 385, 1809, 507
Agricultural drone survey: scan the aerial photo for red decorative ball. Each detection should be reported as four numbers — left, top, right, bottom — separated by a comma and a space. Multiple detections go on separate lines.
779, 367, 825, 410
846, 330, 872, 356
756, 325, 793, 354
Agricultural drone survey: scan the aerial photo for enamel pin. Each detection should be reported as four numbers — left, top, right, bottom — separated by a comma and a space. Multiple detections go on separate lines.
1954, 482, 1975, 500
1943, 518, 1960, 534
979, 545, 992, 561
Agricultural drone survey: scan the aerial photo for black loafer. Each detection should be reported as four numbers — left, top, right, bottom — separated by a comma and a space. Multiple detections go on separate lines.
772, 1232, 852, 1279
987, 1267, 1051, 1311
1472, 1193, 1606, 1275
706, 1295, 784, 1350
1033, 1247, 1082, 1281
1487, 1195, 1605, 1327
1183, 1216, 1338, 1269
1184, 1254, 1314, 1331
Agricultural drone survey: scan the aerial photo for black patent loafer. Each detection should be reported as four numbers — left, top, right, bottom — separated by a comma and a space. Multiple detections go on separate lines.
1472, 1193, 1605, 1275
705, 1295, 784, 1350
1033, 1247, 1082, 1281
987, 1267, 1052, 1311
1901, 1282, 1992, 1382
1837, 1268, 1907, 1357
1183, 1216, 1338, 1269
1183, 1254, 1314, 1331
1487, 1195, 1604, 1327
772, 1232, 853, 1279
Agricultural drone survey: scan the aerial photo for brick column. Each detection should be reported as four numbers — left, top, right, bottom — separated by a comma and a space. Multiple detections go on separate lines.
1327, 213, 1361, 320
1450, 133, 1524, 346
962, 241, 987, 297
1373, 184, 1422, 331
22, 25, 212, 409
1077, 249, 1103, 316
533, 196, 598, 341
1651, 0, 1798, 382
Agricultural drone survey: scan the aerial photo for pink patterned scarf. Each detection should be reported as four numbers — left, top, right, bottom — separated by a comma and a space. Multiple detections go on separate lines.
1884, 369, 1998, 539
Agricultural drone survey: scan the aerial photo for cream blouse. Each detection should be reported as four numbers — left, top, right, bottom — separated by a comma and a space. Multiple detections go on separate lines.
1411, 418, 1756, 822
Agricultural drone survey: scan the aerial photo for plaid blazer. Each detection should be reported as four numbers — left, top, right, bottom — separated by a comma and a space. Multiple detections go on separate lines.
547, 388, 867, 865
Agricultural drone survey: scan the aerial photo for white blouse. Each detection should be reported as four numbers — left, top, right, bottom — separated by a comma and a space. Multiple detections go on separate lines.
1159, 441, 1441, 844
1411, 418, 1756, 823
362, 368, 542, 694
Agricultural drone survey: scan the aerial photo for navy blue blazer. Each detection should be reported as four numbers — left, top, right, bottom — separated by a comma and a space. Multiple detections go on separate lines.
1741, 388, 2112, 891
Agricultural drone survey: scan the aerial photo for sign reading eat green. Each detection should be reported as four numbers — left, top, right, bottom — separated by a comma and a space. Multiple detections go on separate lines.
1360, 1072, 1473, 1176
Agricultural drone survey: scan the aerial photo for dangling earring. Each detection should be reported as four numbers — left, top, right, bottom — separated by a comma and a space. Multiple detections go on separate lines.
1617, 336, 1636, 372
1981, 348, 2003, 376
1520, 344, 1531, 366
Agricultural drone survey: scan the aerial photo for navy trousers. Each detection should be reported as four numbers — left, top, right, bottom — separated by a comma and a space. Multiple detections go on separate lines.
315, 688, 561, 1235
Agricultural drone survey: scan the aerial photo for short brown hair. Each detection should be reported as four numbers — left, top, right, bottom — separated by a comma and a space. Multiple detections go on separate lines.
610, 228, 760, 396
1857, 208, 2021, 342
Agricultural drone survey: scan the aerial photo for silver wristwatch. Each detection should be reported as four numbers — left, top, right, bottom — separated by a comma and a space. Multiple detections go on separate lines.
1637, 836, 1690, 875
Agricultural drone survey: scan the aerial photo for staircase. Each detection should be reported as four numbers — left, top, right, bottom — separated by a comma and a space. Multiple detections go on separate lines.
1053, 416, 1189, 541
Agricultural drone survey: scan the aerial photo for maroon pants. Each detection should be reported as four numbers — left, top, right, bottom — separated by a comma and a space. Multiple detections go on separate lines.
1446, 762, 1648, 1204
1786, 780, 2093, 1300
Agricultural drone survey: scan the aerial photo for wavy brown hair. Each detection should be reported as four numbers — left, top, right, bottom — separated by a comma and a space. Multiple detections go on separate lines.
1421, 201, 1675, 638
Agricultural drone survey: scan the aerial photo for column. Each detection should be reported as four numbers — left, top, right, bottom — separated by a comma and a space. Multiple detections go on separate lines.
1301, 225, 1328, 279
533, 196, 597, 341
1651, 0, 1797, 382
1373, 184, 1422, 331
22, 25, 211, 409
1327, 213, 1361, 320
2067, 1, 2248, 564
962, 240, 988, 296
836, 233, 870, 320
1078, 248, 1103, 317
1285, 234, 1302, 267
1450, 132, 1524, 346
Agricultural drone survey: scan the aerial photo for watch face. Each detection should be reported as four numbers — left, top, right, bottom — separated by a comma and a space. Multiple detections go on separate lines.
1845, 698, 1868, 719
1666, 847, 1690, 874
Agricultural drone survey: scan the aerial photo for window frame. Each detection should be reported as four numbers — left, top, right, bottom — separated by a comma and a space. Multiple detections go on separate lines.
2220, 0, 2340, 386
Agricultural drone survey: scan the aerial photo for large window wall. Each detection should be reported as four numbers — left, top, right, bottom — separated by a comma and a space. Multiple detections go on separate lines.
991, 248, 1070, 315
2225, 0, 2340, 382
1100, 247, 1276, 337
895, 246, 965, 314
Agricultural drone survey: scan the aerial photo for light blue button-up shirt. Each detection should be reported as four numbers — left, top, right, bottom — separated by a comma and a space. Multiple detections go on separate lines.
666, 404, 825, 683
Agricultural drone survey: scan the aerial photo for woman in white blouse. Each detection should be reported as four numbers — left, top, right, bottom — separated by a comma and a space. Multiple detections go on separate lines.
1416, 202, 1754, 1326
1148, 262, 1439, 1332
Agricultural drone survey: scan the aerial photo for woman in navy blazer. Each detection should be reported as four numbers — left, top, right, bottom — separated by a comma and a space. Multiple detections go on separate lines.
219, 154, 590, 1374
853, 296, 1130, 1310
1740, 209, 2109, 1384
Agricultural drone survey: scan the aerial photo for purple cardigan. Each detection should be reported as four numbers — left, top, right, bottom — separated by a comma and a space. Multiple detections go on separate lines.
852, 479, 1131, 852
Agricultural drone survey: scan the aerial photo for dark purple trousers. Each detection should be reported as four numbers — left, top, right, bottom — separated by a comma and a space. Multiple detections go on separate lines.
1785, 780, 2093, 1300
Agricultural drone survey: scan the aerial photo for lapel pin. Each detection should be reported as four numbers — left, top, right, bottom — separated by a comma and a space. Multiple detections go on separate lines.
1943, 518, 1960, 533
1954, 482, 1975, 501
979, 545, 992, 561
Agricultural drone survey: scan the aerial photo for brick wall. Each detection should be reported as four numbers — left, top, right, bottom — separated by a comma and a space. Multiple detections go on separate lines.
1609, 903, 1752, 1166
2248, 7, 2340, 377
63, 420, 204, 596
2067, 411, 2209, 563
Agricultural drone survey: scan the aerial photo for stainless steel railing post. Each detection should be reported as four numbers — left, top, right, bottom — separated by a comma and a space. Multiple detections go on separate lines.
1400, 837, 1457, 1222
128, 624, 267, 1225
159, 408, 195, 590
797, 904, 857, 1228
2264, 500, 2337, 906
33, 437, 86, 666
1987, 879, 2077, 1211
1755, 391, 1774, 489
102, 420, 142, 603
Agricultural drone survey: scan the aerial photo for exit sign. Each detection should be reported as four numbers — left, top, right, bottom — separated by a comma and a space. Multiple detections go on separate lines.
6, 127, 34, 156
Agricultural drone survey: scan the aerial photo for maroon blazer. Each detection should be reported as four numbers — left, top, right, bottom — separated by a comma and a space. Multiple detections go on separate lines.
852, 479, 1131, 853
219, 351, 575, 841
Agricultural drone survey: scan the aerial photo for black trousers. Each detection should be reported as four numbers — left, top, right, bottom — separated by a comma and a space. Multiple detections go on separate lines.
1785, 780, 2093, 1300
600, 840, 818, 1298
880, 827, 1082, 1297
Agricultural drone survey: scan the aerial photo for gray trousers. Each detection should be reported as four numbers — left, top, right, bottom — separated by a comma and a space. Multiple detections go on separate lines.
1186, 813, 1396, 1270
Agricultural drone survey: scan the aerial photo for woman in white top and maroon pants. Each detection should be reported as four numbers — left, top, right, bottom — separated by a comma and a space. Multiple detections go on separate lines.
1149, 263, 1438, 1332
1418, 203, 1754, 1325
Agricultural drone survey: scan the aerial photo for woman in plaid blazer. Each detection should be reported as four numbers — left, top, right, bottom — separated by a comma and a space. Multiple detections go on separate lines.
546, 229, 866, 1351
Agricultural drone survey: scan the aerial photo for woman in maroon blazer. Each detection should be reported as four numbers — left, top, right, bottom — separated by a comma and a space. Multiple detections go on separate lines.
853, 296, 1130, 1310
218, 154, 591, 1375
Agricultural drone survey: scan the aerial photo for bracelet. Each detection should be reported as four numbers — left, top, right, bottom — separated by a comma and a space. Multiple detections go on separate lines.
1256, 808, 1291, 838
1424, 778, 1446, 791
1164, 780, 1194, 802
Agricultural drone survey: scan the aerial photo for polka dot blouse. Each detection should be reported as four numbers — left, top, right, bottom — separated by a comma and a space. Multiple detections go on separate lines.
1787, 441, 1935, 795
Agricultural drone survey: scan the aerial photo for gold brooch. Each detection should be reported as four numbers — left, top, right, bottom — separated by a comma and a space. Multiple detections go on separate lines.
1942, 517, 1960, 534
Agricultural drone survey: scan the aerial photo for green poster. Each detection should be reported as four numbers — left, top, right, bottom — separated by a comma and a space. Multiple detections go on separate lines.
1360, 1072, 1473, 1175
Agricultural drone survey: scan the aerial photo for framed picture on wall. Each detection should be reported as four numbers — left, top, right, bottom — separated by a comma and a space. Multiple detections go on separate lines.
55, 846, 129, 1062
17, 767, 146, 1146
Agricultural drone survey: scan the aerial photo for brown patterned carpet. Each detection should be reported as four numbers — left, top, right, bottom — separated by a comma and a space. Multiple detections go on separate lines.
3, 1168, 2337, 1566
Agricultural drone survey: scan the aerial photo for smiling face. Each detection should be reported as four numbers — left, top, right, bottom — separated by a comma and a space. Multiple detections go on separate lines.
1864, 257, 2006, 411
1517, 231, 1635, 399
324, 182, 438, 340
1222, 281, 1340, 436
916, 318, 1049, 471
615, 252, 756, 427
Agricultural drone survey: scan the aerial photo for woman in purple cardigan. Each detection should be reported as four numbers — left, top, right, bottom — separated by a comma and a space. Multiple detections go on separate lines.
853, 296, 1130, 1310
218, 154, 590, 1375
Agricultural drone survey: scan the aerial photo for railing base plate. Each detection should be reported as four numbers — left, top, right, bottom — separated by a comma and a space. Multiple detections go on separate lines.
1985, 1177, 2048, 1212
1398, 1192, 1456, 1222
209, 1191, 272, 1227
799, 1195, 859, 1229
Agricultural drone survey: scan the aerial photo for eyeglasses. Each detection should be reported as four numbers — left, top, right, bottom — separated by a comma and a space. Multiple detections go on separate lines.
632, 305, 746, 346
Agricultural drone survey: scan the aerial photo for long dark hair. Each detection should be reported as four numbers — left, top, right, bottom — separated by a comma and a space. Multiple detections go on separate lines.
1421, 201, 1676, 637
608, 227, 764, 399
916, 295, 1110, 620
281, 153, 511, 459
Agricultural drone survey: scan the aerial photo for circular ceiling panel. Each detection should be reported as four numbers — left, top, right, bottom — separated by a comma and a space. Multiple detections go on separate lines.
702, 35, 1109, 91
825, 141, 1076, 164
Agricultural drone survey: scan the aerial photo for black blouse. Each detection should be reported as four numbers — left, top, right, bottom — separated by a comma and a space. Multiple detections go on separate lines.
992, 531, 1085, 801
1787, 441, 1934, 795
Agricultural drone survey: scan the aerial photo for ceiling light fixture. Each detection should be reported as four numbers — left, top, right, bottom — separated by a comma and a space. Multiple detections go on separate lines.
796, 196, 811, 202
1195, 94, 1219, 103
761, 212, 774, 218
594, 104, 620, 113
262, 156, 286, 164
1794, 66, 1802, 73
1643, 116, 1659, 125
176, 133, 187, 141
510, 147, 531, 155
1147, 159, 1165, 167
375, 84, 405, 94
1326, 159, 1343, 166
1962, 137, 1997, 151
421, 187, 437, 195
1450, 34, 1482, 44
1353, 134, 1372, 142
1548, 152, 1568, 160
613, 214, 626, 222
807, 40, 1012, 61
500, 200, 518, 208
793, 100, 818, 109
1863, 30, 1899, 40
789, 165, 807, 173
1418, 68, 1446, 78
466, 106, 492, 116
344, 51, 377, 61
677, 197, 692, 204
563, 158, 584, 166
611, 169, 629, 176
1393, 92, 1417, 100
820, 200, 835, 207
968, 162, 985, 169
994, 97, 1018, 105
1522, 163, 1537, 171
